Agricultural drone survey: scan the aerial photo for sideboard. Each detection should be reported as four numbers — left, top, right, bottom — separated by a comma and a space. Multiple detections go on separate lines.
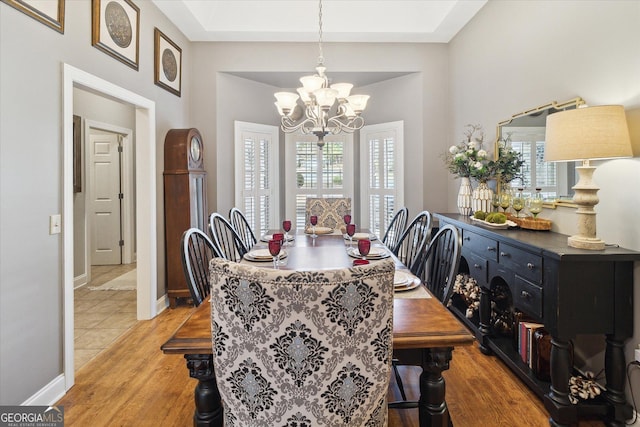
435, 213, 640, 426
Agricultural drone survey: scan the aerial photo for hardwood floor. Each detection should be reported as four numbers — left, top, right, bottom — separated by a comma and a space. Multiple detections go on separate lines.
58, 304, 605, 427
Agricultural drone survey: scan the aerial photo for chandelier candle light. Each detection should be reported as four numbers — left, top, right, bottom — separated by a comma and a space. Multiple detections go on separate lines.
545, 105, 632, 250
274, 0, 369, 148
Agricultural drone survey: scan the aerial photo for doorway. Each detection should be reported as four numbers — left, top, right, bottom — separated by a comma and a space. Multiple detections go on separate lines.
63, 64, 158, 392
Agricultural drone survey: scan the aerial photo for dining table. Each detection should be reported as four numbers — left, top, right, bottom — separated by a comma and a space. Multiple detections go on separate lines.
161, 228, 474, 427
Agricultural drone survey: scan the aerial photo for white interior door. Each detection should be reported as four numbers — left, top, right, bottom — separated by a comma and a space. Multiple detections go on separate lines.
89, 129, 122, 265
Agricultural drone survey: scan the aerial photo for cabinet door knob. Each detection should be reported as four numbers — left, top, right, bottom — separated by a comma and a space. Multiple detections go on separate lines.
521, 290, 530, 299
500, 252, 510, 258
463, 237, 470, 241
487, 246, 496, 252
474, 264, 481, 269
527, 263, 534, 269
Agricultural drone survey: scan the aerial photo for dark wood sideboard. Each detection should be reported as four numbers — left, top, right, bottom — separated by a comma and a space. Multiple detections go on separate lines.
435, 213, 640, 427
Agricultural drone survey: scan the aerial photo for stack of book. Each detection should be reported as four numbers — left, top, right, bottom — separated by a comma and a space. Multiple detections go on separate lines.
516, 320, 551, 381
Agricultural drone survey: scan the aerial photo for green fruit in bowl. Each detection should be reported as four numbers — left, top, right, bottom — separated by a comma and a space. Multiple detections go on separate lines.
473, 211, 487, 220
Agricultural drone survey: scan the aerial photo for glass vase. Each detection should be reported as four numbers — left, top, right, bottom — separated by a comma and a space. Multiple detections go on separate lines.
472, 181, 494, 214
457, 177, 473, 216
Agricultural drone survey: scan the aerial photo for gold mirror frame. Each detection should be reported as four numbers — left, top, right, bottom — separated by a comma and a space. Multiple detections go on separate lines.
496, 97, 586, 209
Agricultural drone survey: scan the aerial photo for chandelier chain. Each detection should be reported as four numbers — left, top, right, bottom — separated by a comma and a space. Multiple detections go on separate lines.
317, 0, 324, 65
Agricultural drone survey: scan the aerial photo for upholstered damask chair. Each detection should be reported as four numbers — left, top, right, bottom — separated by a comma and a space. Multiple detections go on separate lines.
209, 258, 395, 427
305, 197, 351, 230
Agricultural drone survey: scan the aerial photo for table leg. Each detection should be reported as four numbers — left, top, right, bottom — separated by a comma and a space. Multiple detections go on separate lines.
185, 354, 223, 427
544, 337, 573, 427
419, 347, 453, 427
604, 334, 632, 425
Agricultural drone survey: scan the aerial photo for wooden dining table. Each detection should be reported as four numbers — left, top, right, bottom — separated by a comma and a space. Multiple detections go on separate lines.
162, 229, 474, 427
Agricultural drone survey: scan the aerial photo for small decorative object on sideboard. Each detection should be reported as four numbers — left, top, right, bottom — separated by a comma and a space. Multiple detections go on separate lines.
506, 213, 552, 231
450, 274, 480, 318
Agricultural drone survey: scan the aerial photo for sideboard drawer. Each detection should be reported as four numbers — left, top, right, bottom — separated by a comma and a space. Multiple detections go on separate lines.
513, 276, 543, 319
498, 242, 542, 284
465, 251, 488, 286
462, 230, 498, 262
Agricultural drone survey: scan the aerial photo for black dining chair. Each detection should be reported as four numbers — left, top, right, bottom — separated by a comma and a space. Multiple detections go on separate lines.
381, 207, 408, 252
208, 213, 248, 262
420, 224, 462, 305
180, 228, 222, 306
393, 211, 432, 277
390, 223, 463, 408
229, 207, 257, 251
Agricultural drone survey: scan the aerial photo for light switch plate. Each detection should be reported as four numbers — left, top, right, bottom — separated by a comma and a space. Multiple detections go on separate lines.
50, 214, 61, 235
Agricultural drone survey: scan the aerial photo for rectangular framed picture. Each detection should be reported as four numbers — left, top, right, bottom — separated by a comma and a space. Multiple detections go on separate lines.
154, 28, 182, 97
1, 0, 65, 33
91, 0, 139, 70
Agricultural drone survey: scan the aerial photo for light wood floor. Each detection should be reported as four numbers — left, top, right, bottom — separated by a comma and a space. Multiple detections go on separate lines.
58, 304, 605, 427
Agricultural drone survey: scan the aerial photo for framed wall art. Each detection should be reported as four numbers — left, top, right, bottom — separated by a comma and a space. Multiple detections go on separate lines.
92, 0, 139, 70
1, 0, 65, 33
154, 28, 182, 97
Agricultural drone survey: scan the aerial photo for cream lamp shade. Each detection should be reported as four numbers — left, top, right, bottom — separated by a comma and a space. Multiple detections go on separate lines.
545, 105, 632, 162
544, 105, 632, 250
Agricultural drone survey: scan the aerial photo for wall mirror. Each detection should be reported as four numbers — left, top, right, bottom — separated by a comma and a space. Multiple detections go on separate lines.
496, 97, 585, 208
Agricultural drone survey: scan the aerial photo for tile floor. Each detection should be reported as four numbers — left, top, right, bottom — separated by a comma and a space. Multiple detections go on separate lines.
74, 264, 137, 371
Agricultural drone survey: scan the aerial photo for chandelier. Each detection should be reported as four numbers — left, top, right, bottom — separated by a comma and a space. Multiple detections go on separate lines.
274, 0, 370, 148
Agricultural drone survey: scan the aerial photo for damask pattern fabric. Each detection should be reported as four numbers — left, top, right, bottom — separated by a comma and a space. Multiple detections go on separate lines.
305, 197, 352, 230
209, 257, 395, 427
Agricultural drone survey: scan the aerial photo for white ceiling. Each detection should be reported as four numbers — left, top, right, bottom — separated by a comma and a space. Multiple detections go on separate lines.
151, 0, 487, 87
152, 0, 487, 43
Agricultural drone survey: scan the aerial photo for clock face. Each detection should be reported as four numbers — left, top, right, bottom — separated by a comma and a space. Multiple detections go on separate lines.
190, 136, 201, 162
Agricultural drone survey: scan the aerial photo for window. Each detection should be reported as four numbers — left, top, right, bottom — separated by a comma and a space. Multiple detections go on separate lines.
360, 121, 404, 238
285, 133, 353, 230
234, 121, 279, 237
505, 127, 568, 199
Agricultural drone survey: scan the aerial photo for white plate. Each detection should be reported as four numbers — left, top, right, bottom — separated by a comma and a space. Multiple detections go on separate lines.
245, 249, 288, 261
347, 247, 389, 259
470, 216, 517, 229
305, 226, 333, 235
394, 278, 421, 292
394, 270, 412, 286
260, 234, 295, 243
345, 232, 377, 241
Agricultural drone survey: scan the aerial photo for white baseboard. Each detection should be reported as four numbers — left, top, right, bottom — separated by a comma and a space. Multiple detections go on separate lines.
73, 273, 87, 289
22, 374, 66, 406
156, 294, 169, 315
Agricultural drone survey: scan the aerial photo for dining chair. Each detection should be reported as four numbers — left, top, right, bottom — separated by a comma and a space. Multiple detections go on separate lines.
305, 197, 351, 230
391, 223, 462, 408
208, 212, 248, 262
209, 257, 396, 426
381, 207, 409, 252
420, 224, 462, 305
180, 228, 221, 306
228, 207, 257, 250
393, 210, 432, 277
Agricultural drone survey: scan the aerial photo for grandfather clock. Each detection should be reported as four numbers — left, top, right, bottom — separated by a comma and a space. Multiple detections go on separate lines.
164, 128, 207, 307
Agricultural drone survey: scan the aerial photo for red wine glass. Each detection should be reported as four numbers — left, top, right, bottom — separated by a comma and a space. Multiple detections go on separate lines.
282, 220, 292, 244
357, 238, 371, 261
310, 215, 318, 238
268, 239, 281, 269
346, 223, 356, 246
343, 214, 352, 225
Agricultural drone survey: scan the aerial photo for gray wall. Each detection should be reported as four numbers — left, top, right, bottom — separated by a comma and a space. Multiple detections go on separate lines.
191, 41, 451, 219
449, 0, 640, 396
0, 1, 191, 403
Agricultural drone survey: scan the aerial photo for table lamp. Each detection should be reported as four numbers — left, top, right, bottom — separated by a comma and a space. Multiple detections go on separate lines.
545, 105, 632, 250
